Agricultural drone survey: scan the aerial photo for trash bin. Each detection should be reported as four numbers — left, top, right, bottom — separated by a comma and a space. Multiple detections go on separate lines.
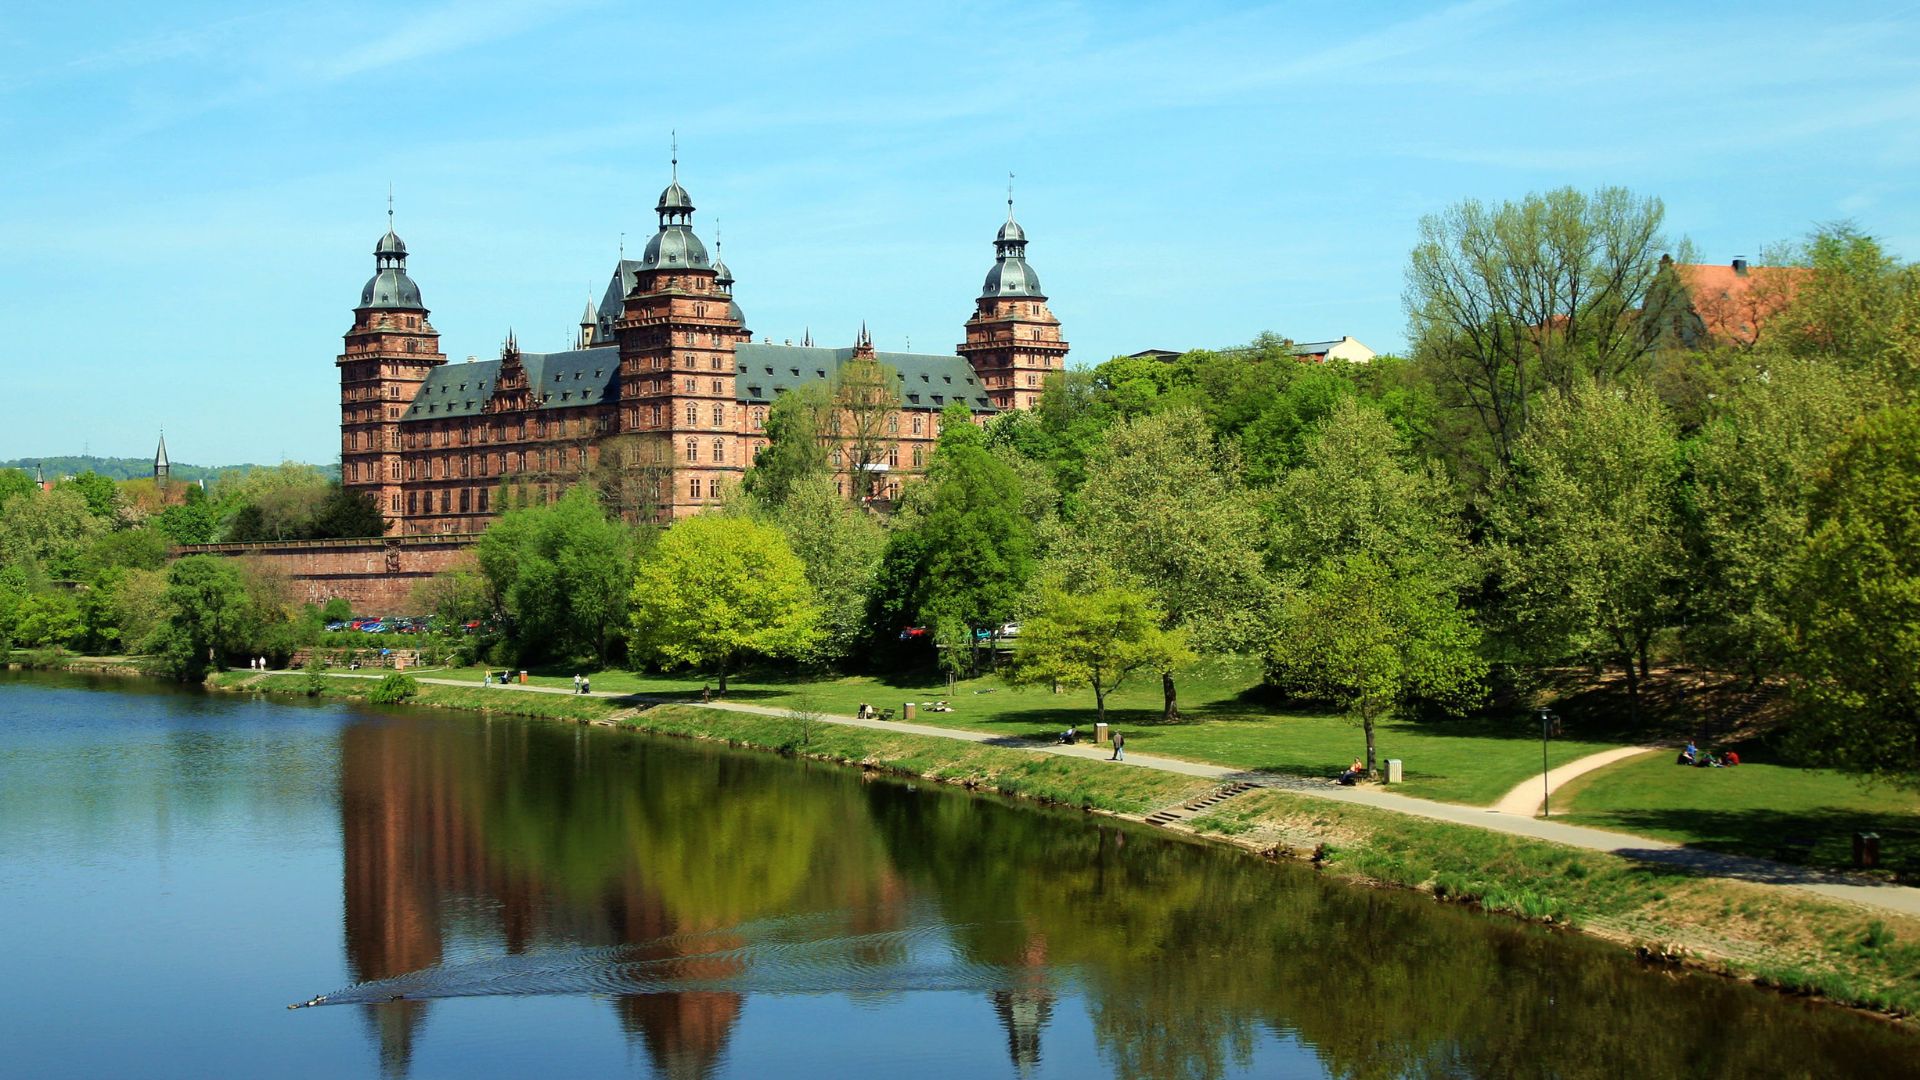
1385, 759, 1404, 784
1094, 721, 1109, 745
1855, 832, 1881, 869
902, 702, 917, 721
518, 670, 528, 685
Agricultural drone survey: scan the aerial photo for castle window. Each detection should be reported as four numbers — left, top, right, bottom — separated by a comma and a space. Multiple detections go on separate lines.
408, 492, 418, 515
711, 439, 724, 463
711, 355, 722, 370
459, 489, 470, 512
887, 416, 898, 434
439, 490, 450, 513
912, 415, 923, 434
888, 448, 899, 468
390, 462, 400, 480
912, 447, 924, 467
478, 488, 490, 512
690, 477, 701, 498
832, 448, 843, 467
711, 379, 722, 394
686, 403, 698, 425
712, 403, 725, 425
390, 494, 400, 511
685, 378, 696, 393
708, 477, 720, 498
685, 438, 697, 463
407, 461, 416, 480
752, 408, 764, 429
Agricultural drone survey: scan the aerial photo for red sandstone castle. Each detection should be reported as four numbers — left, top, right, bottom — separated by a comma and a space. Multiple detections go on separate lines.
339, 167, 1068, 534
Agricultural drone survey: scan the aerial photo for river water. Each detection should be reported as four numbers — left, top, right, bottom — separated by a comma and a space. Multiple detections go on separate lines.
0, 672, 1912, 1079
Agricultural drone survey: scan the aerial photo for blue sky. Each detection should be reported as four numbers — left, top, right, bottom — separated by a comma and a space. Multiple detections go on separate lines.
4, 0, 1919, 466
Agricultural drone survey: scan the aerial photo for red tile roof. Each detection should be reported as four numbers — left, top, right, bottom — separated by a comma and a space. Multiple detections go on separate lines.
1675, 261, 1805, 345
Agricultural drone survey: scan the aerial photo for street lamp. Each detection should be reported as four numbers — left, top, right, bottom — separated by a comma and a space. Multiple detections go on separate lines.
1538, 707, 1561, 817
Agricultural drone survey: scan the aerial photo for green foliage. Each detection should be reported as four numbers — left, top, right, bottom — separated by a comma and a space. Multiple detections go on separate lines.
1007, 584, 1193, 724
475, 487, 634, 665
1784, 406, 1920, 784
1683, 360, 1888, 674
763, 474, 885, 665
1486, 379, 1683, 714
153, 500, 216, 545
0, 487, 108, 578
149, 555, 253, 678
321, 596, 354, 624
0, 469, 38, 508
1268, 553, 1486, 771
742, 382, 832, 508
1774, 224, 1920, 395
12, 590, 82, 648
79, 527, 169, 577
65, 471, 121, 520
628, 513, 820, 691
367, 671, 420, 704
303, 655, 328, 697
304, 484, 388, 539
890, 403, 1033, 634
1406, 186, 1675, 479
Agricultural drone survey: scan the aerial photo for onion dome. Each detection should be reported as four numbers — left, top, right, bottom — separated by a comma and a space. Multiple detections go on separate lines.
980, 199, 1043, 299
657, 181, 694, 215
358, 208, 426, 311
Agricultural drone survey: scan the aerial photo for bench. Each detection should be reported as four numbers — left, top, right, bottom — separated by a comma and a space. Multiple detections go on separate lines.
879, 708, 896, 722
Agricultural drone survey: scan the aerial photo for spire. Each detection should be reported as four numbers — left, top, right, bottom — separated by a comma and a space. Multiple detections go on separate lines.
154, 432, 170, 480
802, 326, 812, 347
671, 130, 678, 182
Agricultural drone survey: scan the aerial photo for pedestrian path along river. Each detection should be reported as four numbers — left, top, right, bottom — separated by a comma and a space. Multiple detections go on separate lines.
327, 671, 1920, 920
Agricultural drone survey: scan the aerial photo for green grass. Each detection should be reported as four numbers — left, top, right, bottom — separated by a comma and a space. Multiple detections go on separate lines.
423, 656, 1625, 805
1557, 753, 1920, 883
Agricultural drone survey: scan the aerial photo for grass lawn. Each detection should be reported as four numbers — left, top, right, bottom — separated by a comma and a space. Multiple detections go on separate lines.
422, 656, 1626, 806
1555, 753, 1920, 883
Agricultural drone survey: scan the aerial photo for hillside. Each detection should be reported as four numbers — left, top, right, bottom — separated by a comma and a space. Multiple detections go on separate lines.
0, 455, 336, 484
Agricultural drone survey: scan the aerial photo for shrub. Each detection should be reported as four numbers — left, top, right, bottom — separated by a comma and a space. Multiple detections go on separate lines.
367, 672, 420, 704
303, 656, 328, 697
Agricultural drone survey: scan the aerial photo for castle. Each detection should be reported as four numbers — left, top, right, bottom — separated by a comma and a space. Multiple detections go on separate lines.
339, 166, 1068, 534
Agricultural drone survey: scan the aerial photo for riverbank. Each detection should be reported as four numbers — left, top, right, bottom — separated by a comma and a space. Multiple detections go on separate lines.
203, 668, 1920, 1022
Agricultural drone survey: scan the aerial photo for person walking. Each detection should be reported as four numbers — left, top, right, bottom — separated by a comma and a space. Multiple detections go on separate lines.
572, 674, 582, 695
1110, 730, 1125, 762
581, 674, 591, 695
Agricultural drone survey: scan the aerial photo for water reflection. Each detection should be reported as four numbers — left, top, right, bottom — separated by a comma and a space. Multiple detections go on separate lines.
330, 708, 1915, 1079
3, 673, 1910, 1079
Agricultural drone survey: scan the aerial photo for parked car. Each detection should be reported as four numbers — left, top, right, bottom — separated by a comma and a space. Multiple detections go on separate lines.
898, 626, 929, 641
998, 622, 1020, 639
325, 621, 348, 632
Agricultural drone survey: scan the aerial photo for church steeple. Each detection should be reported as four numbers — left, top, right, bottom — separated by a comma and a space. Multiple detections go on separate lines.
958, 180, 1069, 411
154, 432, 170, 481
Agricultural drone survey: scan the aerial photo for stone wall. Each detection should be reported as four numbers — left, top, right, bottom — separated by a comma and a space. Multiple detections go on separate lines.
173, 534, 478, 614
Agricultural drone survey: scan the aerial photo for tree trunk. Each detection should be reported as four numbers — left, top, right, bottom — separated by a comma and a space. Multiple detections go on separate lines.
1162, 670, 1179, 723
1621, 654, 1640, 726
1637, 635, 1651, 681
1364, 715, 1377, 775
717, 660, 729, 697
1094, 681, 1107, 727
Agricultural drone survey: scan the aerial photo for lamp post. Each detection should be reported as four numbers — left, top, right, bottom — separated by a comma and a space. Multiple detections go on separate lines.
1538, 707, 1560, 818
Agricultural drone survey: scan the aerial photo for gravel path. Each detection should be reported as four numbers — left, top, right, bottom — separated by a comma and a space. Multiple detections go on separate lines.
1489, 745, 1666, 816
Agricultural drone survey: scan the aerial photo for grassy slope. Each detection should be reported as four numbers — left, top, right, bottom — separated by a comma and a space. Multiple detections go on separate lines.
430, 657, 1621, 805
1556, 754, 1920, 884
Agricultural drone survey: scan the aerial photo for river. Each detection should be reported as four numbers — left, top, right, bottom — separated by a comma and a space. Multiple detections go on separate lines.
0, 671, 1912, 1078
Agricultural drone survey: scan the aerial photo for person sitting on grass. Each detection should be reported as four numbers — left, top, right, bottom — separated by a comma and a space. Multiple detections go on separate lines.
1679, 741, 1699, 766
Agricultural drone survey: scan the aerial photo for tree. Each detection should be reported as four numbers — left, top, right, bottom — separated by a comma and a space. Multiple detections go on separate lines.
305, 484, 387, 539
898, 403, 1033, 641
154, 499, 216, 546
1683, 359, 1888, 676
475, 487, 635, 665
0, 469, 38, 509
828, 356, 899, 502
1007, 585, 1192, 727
628, 514, 819, 693
13, 590, 82, 649
1405, 187, 1679, 478
766, 474, 885, 665
1055, 406, 1271, 720
1783, 406, 1920, 784
1773, 224, 1920, 396
0, 487, 108, 577
1269, 554, 1486, 774
149, 555, 253, 678
1486, 379, 1683, 719
65, 471, 122, 521
743, 382, 833, 508
321, 596, 354, 624
1266, 398, 1469, 584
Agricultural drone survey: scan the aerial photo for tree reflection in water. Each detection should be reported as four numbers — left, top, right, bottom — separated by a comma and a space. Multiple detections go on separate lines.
337, 712, 1912, 1080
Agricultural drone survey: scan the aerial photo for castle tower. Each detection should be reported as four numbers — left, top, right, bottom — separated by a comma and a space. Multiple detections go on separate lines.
153, 433, 170, 482
957, 189, 1068, 411
339, 205, 444, 526
611, 151, 750, 520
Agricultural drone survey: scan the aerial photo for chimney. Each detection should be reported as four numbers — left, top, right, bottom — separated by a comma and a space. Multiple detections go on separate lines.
1732, 257, 1749, 276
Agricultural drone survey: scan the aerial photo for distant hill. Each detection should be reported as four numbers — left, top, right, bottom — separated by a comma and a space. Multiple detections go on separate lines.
0, 455, 337, 484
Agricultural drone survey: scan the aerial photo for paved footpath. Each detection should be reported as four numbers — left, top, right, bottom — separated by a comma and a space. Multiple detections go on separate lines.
1489, 746, 1665, 816
324, 671, 1920, 919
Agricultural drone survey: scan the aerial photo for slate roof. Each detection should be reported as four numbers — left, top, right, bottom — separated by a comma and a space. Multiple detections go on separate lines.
732, 343, 996, 412
400, 350, 620, 422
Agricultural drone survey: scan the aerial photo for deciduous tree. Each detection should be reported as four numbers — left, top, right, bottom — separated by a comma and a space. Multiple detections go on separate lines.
628, 514, 819, 693
1007, 585, 1192, 727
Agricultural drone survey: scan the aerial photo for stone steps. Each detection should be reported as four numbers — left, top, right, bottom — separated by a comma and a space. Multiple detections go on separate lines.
1144, 781, 1257, 827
